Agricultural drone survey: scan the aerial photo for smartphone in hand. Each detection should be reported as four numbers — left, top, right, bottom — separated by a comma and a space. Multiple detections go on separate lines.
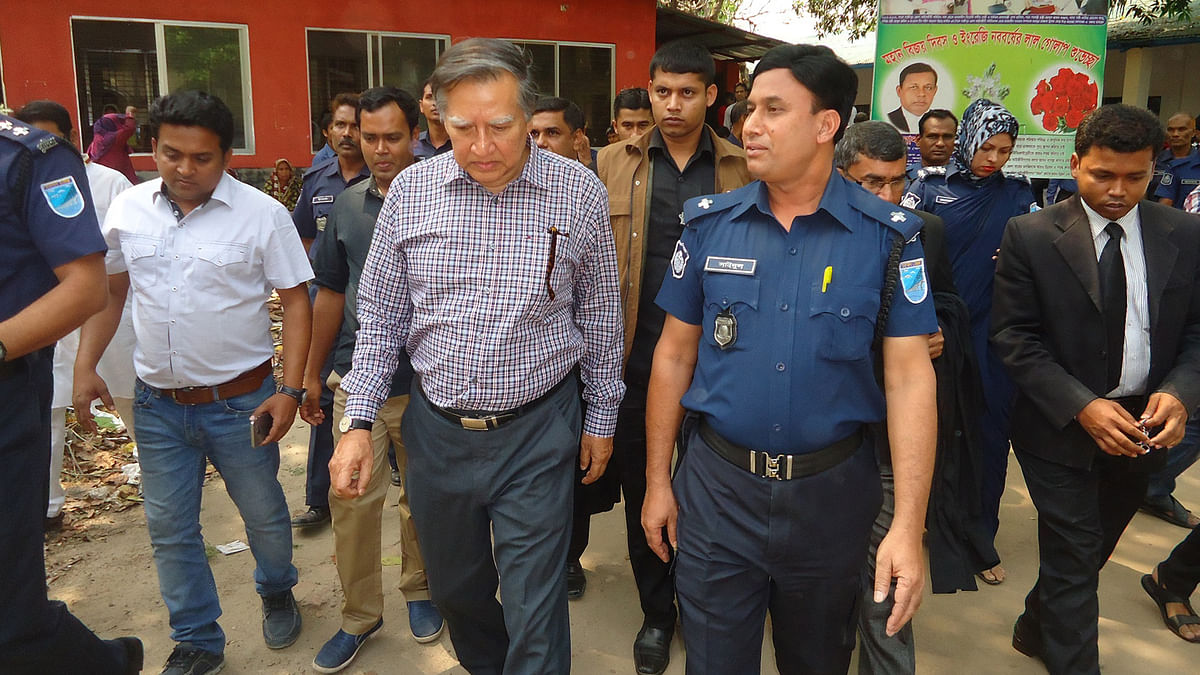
251, 413, 274, 447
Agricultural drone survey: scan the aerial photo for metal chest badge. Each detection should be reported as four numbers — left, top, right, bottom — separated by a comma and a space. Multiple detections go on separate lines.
714, 309, 737, 349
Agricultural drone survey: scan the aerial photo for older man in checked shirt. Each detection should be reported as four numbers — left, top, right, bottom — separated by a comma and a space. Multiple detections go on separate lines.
333, 38, 625, 674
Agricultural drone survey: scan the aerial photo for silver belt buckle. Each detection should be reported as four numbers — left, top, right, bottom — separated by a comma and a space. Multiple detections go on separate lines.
761, 452, 792, 480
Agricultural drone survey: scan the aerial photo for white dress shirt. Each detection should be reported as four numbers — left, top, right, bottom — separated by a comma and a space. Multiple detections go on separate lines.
51, 160, 137, 406
1080, 199, 1150, 397
102, 172, 313, 389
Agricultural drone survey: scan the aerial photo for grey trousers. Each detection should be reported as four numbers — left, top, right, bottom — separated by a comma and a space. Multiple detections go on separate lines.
857, 467, 916, 675
402, 376, 579, 675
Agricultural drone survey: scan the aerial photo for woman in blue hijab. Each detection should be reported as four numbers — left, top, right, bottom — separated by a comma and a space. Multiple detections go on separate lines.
905, 98, 1037, 586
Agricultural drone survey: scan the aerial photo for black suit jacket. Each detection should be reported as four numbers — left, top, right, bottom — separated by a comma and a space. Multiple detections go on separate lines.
990, 196, 1200, 469
887, 107, 911, 133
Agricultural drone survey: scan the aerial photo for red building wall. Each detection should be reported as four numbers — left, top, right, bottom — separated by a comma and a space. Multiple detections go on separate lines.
1, 0, 657, 169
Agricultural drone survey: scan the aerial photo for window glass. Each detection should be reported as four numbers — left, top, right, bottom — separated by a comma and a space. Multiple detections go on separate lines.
307, 30, 369, 152
164, 26, 247, 148
512, 42, 556, 98
380, 36, 440, 99
72, 20, 158, 153
559, 46, 613, 147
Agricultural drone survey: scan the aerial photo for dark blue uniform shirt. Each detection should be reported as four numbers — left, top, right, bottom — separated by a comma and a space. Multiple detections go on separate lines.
0, 116, 106, 322
655, 172, 938, 455
1155, 150, 1200, 207
291, 154, 369, 258
1150, 147, 1192, 199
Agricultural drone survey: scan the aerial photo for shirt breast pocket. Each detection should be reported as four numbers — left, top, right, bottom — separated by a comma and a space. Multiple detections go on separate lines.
119, 234, 164, 288
195, 241, 250, 268
810, 285, 879, 361
702, 273, 760, 352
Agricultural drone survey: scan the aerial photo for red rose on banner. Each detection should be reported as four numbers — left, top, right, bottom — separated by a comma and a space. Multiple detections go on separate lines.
1031, 68, 1098, 133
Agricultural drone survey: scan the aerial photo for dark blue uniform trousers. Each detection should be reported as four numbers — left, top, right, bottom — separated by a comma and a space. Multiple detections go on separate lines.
0, 350, 131, 673
674, 428, 882, 674
403, 377, 578, 675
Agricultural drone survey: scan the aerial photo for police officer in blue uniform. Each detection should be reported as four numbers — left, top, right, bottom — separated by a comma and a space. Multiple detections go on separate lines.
642, 45, 938, 674
1156, 152, 1200, 209
290, 93, 370, 528
0, 115, 142, 673
1151, 112, 1198, 206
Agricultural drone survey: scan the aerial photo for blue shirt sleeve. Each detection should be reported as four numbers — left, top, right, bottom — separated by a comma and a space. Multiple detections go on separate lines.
292, 178, 318, 240
884, 235, 939, 338
654, 225, 704, 325
29, 145, 106, 268
1155, 168, 1181, 202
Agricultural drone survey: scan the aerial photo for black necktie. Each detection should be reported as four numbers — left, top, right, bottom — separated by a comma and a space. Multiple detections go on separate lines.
1098, 222, 1126, 392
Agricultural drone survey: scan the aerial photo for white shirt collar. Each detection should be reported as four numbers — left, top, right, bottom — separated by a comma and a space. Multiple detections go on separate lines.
1080, 198, 1140, 240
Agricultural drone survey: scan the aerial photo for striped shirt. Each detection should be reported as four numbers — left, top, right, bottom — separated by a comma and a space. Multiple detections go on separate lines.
340, 140, 626, 436
1081, 199, 1150, 397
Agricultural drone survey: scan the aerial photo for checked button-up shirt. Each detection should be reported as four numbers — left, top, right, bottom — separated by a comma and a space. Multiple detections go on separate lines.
340, 141, 626, 437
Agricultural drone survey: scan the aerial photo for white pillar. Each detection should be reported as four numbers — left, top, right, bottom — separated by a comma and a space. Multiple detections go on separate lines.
1121, 47, 1153, 108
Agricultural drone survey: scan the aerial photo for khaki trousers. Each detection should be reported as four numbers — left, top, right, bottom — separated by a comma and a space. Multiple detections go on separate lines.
328, 371, 429, 634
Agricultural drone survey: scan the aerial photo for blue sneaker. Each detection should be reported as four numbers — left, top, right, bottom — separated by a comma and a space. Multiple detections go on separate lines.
312, 618, 383, 673
408, 600, 445, 643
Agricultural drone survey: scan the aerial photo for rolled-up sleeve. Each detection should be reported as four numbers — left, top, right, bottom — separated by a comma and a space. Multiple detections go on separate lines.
340, 183, 412, 422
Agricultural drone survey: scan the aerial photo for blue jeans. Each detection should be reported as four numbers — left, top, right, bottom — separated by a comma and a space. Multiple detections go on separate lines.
1146, 415, 1200, 503
133, 377, 298, 654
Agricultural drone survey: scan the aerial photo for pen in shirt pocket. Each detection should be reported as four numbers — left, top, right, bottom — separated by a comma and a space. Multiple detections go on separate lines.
822, 266, 833, 293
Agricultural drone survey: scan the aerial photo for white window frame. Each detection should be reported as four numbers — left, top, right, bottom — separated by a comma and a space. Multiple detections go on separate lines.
69, 16, 255, 155
303, 27, 451, 154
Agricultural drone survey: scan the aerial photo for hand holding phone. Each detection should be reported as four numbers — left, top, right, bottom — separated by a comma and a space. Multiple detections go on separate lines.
251, 413, 274, 447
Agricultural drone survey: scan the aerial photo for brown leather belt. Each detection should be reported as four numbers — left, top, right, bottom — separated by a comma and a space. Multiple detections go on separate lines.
157, 360, 273, 405
699, 417, 864, 480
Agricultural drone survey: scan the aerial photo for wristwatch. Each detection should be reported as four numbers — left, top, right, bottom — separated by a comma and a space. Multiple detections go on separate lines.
277, 384, 305, 403
339, 416, 373, 433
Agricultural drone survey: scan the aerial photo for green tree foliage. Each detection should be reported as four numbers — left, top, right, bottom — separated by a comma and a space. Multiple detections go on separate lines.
793, 0, 1194, 40
659, 0, 746, 23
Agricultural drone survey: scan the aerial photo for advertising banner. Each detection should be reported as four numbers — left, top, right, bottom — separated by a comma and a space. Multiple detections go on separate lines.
872, 2, 1108, 178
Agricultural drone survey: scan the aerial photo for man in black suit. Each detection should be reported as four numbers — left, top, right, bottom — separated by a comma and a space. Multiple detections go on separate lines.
888, 63, 937, 134
992, 104, 1200, 674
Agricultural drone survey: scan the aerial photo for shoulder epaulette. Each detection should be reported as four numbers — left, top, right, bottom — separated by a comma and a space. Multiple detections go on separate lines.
683, 189, 741, 224
917, 165, 946, 179
1005, 172, 1032, 185
0, 115, 60, 154
851, 187, 924, 239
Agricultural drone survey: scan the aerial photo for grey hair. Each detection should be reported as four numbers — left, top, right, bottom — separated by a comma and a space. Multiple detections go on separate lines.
833, 120, 907, 170
430, 38, 538, 119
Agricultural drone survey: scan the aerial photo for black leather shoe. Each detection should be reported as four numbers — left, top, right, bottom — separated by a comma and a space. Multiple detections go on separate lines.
1011, 617, 1043, 661
634, 622, 672, 675
566, 560, 587, 599
291, 506, 330, 528
263, 590, 302, 649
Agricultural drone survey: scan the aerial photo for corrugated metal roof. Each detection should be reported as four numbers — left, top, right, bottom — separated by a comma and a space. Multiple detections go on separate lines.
656, 6, 785, 62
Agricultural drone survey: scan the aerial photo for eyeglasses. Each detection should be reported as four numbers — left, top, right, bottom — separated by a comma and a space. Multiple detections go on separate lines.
545, 225, 570, 300
850, 175, 909, 193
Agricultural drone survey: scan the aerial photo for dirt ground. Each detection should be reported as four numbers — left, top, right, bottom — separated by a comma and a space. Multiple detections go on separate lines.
46, 417, 1200, 674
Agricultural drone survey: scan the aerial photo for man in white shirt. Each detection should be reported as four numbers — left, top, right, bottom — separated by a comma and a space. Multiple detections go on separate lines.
14, 100, 136, 531
74, 90, 314, 675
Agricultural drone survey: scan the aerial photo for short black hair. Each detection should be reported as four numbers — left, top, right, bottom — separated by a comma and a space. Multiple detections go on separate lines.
356, 86, 420, 131
319, 111, 333, 133
1075, 104, 1165, 157
330, 92, 360, 114
613, 87, 651, 117
898, 62, 937, 87
15, 100, 73, 138
728, 100, 749, 126
533, 96, 585, 132
734, 82, 748, 93
751, 44, 857, 143
918, 109, 957, 136
149, 90, 235, 152
834, 121, 907, 169
649, 40, 715, 87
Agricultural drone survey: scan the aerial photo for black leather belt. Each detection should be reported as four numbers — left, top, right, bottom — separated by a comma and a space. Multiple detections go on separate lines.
422, 374, 571, 432
699, 417, 864, 480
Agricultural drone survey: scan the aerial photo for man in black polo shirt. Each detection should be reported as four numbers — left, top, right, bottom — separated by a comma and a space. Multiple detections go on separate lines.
300, 86, 443, 673
596, 40, 750, 675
